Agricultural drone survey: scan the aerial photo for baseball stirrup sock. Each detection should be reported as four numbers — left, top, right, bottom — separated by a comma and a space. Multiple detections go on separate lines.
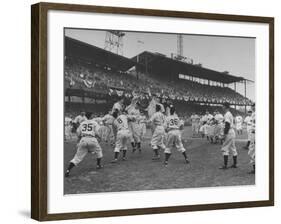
223, 155, 228, 167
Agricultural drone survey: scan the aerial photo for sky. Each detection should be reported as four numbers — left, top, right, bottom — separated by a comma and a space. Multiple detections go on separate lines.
65, 28, 255, 101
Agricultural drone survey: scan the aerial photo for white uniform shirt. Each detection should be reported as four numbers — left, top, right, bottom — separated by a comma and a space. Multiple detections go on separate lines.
77, 119, 100, 138
235, 115, 243, 124
190, 115, 199, 124
113, 114, 130, 131
102, 114, 115, 125
150, 112, 166, 126
65, 117, 72, 126
129, 108, 140, 116
224, 111, 234, 129
166, 114, 182, 131
206, 114, 214, 122
250, 112, 255, 132
244, 115, 253, 131
112, 102, 123, 112
215, 113, 224, 124
74, 115, 87, 124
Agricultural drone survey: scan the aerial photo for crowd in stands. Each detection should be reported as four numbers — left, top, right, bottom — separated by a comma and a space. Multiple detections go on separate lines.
64, 57, 253, 106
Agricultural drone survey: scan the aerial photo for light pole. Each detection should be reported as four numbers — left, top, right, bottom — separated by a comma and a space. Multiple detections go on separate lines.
136, 40, 144, 80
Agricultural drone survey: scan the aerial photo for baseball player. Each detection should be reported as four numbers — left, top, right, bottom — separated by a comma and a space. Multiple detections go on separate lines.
235, 114, 243, 135
72, 111, 87, 132
190, 112, 200, 137
243, 110, 253, 149
65, 112, 103, 177
164, 106, 189, 166
220, 103, 238, 169
248, 104, 256, 174
99, 112, 116, 145
126, 102, 141, 152
149, 104, 166, 160
112, 98, 125, 113
214, 110, 224, 143
64, 114, 73, 140
111, 110, 136, 163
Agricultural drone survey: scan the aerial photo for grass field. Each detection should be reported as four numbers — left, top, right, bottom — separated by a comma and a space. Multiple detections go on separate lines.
64, 127, 254, 194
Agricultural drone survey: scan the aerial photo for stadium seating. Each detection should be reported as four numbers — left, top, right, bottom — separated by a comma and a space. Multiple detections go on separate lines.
64, 58, 253, 108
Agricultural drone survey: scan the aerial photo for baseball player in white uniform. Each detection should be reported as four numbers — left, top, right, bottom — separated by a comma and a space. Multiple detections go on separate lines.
214, 111, 224, 143
64, 114, 73, 140
190, 113, 200, 137
72, 111, 87, 131
126, 103, 141, 152
220, 103, 238, 169
248, 104, 256, 174
235, 115, 243, 135
65, 112, 103, 177
112, 98, 124, 113
100, 112, 116, 145
243, 111, 253, 149
149, 104, 166, 160
111, 110, 135, 163
164, 106, 189, 166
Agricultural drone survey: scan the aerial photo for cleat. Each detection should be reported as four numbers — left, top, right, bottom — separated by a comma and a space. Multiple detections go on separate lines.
96, 165, 103, 169
152, 155, 160, 161
111, 159, 118, 163
230, 164, 238, 168
219, 165, 228, 170
185, 159, 190, 164
65, 170, 70, 177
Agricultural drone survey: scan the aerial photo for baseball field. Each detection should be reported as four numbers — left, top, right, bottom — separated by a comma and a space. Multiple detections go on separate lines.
64, 126, 255, 195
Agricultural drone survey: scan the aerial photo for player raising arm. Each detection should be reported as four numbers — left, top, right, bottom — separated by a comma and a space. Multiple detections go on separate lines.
164, 106, 189, 166
149, 104, 166, 160
65, 112, 103, 177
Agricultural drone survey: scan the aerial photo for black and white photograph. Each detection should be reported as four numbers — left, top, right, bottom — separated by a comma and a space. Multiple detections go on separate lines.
63, 28, 256, 195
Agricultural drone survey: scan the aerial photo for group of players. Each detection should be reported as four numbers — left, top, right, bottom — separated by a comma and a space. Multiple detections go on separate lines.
190, 108, 256, 148
64, 96, 256, 177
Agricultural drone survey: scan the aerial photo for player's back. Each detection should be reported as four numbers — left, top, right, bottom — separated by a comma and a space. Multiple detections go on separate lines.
236, 116, 242, 123
166, 114, 182, 130
190, 115, 196, 123
215, 113, 224, 123
103, 114, 114, 125
114, 114, 129, 131
150, 112, 165, 126
224, 111, 234, 128
74, 115, 87, 124
78, 119, 100, 137
65, 117, 72, 126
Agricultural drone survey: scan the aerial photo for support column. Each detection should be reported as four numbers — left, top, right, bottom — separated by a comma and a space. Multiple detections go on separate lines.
244, 80, 247, 113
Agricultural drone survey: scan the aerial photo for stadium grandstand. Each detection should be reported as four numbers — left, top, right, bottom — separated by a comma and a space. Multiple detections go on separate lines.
64, 36, 253, 116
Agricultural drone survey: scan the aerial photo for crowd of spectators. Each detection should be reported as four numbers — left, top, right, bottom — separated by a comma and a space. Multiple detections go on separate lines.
64, 58, 253, 106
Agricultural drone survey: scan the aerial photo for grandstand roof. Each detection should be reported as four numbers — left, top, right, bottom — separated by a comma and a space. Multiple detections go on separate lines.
65, 36, 136, 71
132, 51, 245, 84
